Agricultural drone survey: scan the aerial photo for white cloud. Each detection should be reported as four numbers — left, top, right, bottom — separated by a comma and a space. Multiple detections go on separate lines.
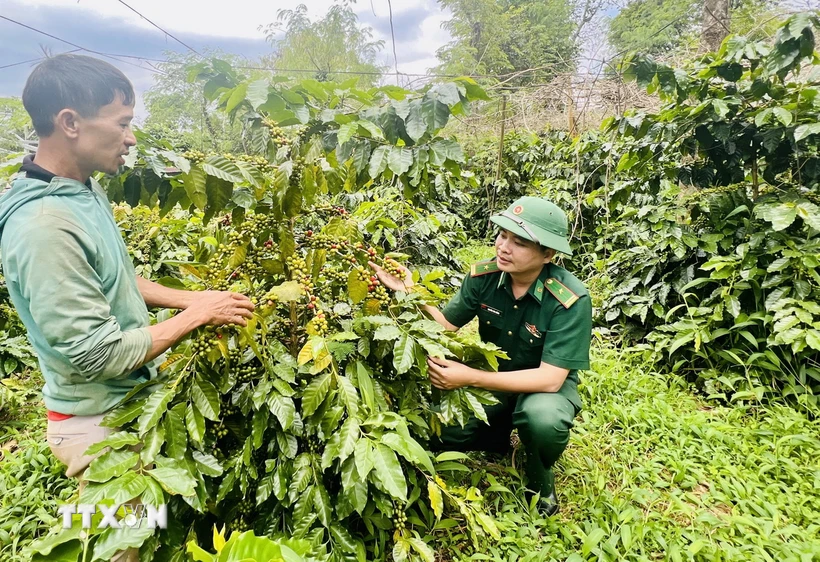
363, 0, 451, 76
18, 0, 439, 41
2, 0, 454, 115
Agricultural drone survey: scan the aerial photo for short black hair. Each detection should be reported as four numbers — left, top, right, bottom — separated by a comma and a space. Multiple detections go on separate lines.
22, 54, 135, 136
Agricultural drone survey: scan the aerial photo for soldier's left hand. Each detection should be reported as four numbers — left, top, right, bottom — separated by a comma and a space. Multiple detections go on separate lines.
426, 357, 475, 390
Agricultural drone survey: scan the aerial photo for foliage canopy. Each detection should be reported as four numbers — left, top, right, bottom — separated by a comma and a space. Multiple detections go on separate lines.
435, 0, 578, 85
262, 4, 385, 87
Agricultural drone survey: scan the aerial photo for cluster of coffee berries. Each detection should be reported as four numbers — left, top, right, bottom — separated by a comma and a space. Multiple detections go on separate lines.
324, 266, 349, 283
392, 505, 408, 529
296, 125, 312, 143
285, 254, 313, 294
205, 243, 236, 290
355, 266, 371, 285
221, 152, 274, 174
240, 212, 277, 233
192, 333, 216, 354
182, 149, 206, 164
242, 239, 277, 279
290, 156, 306, 187
304, 435, 323, 454
257, 289, 278, 311
285, 254, 307, 277
371, 284, 391, 306
232, 518, 250, 532
309, 310, 329, 336
262, 118, 290, 147
222, 401, 239, 417
236, 498, 254, 517
305, 232, 337, 251
365, 274, 381, 293
214, 425, 229, 440
235, 362, 261, 384
382, 257, 407, 281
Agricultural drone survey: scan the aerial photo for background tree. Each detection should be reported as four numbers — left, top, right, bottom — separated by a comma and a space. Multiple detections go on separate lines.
607, 0, 790, 58
701, 0, 731, 51
435, 0, 578, 85
0, 97, 34, 156
260, 3, 385, 87
141, 51, 247, 153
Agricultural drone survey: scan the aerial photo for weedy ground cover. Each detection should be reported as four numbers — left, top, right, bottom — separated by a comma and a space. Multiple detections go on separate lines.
3, 344, 818, 561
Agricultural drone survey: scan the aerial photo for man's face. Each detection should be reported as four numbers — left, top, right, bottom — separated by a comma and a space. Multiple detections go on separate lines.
494, 229, 553, 274
74, 93, 136, 175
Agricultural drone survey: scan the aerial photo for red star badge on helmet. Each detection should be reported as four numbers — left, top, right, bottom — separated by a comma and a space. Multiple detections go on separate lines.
512, 205, 523, 215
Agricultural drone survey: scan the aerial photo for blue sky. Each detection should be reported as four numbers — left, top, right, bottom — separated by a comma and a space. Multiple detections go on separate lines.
0, 0, 450, 117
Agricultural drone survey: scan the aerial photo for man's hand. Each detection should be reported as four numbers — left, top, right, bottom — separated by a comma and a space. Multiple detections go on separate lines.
427, 357, 477, 390
369, 261, 414, 292
188, 291, 255, 327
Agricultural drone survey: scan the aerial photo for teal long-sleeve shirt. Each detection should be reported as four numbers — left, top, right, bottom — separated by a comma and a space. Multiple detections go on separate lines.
0, 174, 156, 415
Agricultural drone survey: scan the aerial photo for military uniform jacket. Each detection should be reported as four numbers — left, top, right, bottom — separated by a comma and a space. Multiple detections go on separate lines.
442, 259, 592, 386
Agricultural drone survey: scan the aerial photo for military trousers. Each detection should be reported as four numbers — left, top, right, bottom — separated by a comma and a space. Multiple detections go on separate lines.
435, 380, 580, 497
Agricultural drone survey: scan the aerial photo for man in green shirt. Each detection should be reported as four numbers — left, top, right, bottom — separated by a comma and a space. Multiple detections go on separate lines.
0, 54, 254, 561
373, 196, 592, 516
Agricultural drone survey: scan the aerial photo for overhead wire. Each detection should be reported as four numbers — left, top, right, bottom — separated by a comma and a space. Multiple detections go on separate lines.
386, 0, 400, 86
0, 6, 736, 91
115, 0, 204, 58
0, 13, 566, 81
0, 48, 84, 70
0, 14, 168, 76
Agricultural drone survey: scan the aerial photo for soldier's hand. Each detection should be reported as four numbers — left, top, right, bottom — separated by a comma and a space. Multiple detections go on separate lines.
427, 357, 475, 390
369, 261, 414, 292
188, 291, 255, 327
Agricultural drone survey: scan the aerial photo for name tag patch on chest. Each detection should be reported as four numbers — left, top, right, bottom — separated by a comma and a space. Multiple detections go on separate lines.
525, 323, 542, 338
480, 303, 502, 316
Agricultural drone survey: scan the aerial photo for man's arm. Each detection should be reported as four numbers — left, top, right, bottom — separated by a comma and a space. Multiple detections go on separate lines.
420, 305, 460, 332
141, 292, 255, 365
427, 358, 569, 394
136, 276, 196, 309
8, 216, 253, 381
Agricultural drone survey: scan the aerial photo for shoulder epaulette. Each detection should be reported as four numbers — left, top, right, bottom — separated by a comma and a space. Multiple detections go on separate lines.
470, 259, 501, 277
544, 278, 580, 308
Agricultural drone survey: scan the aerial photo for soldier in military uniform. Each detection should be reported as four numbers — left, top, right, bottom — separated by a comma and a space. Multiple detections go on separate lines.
371, 196, 592, 516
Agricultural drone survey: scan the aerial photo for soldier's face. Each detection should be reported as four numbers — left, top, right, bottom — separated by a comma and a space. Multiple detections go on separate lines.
495, 229, 554, 274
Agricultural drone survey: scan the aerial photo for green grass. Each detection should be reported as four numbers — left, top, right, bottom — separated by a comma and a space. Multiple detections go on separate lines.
443, 344, 820, 561
454, 242, 496, 269
0, 371, 76, 562
1, 345, 819, 561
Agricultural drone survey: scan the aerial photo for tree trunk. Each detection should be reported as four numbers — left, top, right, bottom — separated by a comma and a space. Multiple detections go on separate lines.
701, 0, 730, 53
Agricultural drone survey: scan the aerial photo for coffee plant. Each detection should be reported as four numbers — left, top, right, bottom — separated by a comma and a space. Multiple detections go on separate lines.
114, 204, 203, 280
458, 15, 820, 409
28, 207, 505, 562
22, 63, 509, 561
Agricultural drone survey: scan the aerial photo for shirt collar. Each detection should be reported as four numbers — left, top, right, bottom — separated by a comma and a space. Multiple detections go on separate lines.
497, 263, 551, 303
21, 154, 93, 188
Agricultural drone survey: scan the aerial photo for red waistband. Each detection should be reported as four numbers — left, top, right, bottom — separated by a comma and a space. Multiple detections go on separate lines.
47, 410, 74, 421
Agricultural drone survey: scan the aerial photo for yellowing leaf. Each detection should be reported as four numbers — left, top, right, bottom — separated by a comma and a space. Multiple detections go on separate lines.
298, 341, 313, 366
212, 525, 226, 553
348, 269, 368, 304
428, 481, 443, 519
475, 512, 501, 540
269, 281, 303, 302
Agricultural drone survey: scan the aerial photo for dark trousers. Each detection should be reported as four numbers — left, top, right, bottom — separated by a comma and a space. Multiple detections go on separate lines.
436, 381, 580, 496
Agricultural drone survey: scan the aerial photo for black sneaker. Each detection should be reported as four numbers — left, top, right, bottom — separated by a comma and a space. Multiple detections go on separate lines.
537, 491, 559, 517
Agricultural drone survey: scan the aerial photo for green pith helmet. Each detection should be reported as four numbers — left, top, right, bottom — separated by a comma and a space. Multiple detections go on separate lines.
489, 196, 573, 255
